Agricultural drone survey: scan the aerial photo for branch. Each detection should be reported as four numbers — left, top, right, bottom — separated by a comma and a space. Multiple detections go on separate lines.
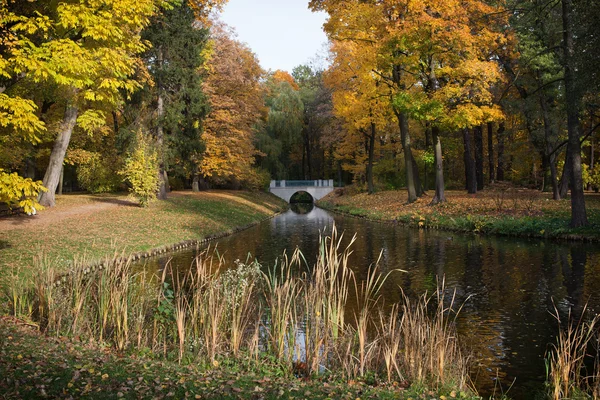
548, 122, 600, 157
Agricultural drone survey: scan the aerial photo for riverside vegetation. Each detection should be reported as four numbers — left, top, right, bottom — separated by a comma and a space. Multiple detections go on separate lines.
1, 227, 478, 399
3, 225, 600, 399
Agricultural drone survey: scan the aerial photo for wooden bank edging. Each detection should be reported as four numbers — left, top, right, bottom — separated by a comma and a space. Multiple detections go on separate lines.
317, 201, 600, 244
52, 208, 286, 287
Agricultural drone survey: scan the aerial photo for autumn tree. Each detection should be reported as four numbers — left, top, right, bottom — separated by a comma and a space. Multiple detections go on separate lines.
199, 22, 264, 187
0, 0, 163, 207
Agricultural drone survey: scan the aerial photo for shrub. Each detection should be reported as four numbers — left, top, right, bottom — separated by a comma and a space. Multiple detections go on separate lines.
242, 167, 272, 191
77, 152, 122, 193
0, 169, 46, 214
119, 133, 159, 207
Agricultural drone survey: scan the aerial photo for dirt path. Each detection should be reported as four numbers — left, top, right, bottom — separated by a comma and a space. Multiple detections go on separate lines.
0, 198, 132, 232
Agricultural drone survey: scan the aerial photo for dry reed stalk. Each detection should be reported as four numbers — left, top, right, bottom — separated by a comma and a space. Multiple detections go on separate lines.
548, 303, 600, 400
397, 281, 468, 390
263, 250, 301, 365
379, 304, 403, 383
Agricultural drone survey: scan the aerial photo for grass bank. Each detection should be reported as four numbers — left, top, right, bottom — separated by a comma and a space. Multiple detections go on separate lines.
0, 190, 288, 277
318, 186, 600, 241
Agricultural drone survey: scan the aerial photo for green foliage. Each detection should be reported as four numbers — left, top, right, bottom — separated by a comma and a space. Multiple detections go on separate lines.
77, 152, 122, 193
582, 163, 600, 190
373, 157, 404, 190
120, 133, 159, 207
0, 168, 46, 214
241, 168, 272, 191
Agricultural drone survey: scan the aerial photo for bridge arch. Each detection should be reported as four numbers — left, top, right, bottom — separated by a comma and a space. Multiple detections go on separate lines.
269, 180, 334, 203
290, 191, 314, 203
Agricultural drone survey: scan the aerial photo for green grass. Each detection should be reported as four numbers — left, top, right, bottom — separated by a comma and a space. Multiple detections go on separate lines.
0, 191, 288, 278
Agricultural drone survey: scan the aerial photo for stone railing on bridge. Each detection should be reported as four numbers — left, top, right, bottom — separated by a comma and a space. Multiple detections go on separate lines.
270, 180, 334, 188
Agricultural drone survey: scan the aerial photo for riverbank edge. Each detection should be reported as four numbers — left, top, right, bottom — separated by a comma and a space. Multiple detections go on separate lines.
317, 199, 600, 243
52, 200, 288, 286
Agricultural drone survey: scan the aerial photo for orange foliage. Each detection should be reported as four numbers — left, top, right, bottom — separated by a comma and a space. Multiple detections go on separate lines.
272, 70, 299, 91
200, 22, 264, 182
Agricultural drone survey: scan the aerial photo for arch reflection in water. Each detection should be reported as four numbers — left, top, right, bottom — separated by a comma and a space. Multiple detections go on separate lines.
136, 206, 600, 399
290, 202, 314, 214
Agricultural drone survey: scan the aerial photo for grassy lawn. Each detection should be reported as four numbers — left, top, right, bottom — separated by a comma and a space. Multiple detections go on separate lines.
318, 185, 600, 241
0, 191, 287, 277
0, 318, 477, 400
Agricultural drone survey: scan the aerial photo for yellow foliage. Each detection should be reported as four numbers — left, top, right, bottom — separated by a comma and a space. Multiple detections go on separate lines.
0, 169, 47, 215
119, 133, 160, 207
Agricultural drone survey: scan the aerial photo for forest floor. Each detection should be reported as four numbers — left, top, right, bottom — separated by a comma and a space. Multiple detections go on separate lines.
318, 183, 600, 241
0, 190, 288, 277
0, 317, 477, 400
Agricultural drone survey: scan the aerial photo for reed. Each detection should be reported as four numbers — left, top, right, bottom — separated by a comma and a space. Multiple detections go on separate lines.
397, 282, 468, 390
263, 250, 301, 365
3, 227, 474, 394
547, 304, 600, 400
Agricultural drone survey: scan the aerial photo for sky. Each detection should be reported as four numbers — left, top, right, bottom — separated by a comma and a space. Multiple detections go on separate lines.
219, 0, 329, 73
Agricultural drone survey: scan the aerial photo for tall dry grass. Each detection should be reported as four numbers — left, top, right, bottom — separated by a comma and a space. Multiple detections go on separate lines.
547, 303, 600, 399
2, 226, 472, 392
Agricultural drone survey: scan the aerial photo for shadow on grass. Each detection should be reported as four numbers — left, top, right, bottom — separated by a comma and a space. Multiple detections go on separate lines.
0, 240, 11, 250
89, 194, 139, 208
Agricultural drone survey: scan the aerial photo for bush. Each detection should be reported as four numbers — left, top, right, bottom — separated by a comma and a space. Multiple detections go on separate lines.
0, 169, 46, 214
582, 163, 600, 191
241, 167, 272, 191
119, 133, 159, 207
373, 158, 405, 190
77, 153, 122, 193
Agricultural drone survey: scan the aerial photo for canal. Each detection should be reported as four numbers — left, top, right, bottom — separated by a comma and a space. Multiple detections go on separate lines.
141, 203, 600, 398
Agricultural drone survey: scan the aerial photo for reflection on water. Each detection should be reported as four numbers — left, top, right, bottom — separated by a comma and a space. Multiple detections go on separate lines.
139, 206, 600, 399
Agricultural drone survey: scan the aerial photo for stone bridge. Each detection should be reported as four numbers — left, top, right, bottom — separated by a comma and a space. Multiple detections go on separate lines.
269, 180, 334, 203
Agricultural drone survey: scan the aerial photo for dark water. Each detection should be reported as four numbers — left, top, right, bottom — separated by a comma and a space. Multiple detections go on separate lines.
141, 204, 600, 399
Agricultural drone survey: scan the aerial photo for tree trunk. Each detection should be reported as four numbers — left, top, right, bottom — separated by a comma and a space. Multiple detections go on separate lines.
487, 122, 495, 183
559, 145, 572, 198
367, 123, 376, 195
540, 92, 561, 200
306, 129, 313, 180
397, 111, 418, 203
562, 0, 587, 227
156, 46, 168, 201
497, 122, 506, 181
112, 110, 119, 135
474, 125, 484, 191
192, 174, 200, 192
424, 124, 432, 191
58, 166, 64, 196
463, 128, 477, 194
430, 126, 446, 205
550, 152, 560, 200
39, 104, 79, 207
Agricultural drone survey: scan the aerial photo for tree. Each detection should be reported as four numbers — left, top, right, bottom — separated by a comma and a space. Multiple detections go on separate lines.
199, 22, 263, 186
1, 0, 161, 207
140, 0, 209, 196
257, 73, 304, 180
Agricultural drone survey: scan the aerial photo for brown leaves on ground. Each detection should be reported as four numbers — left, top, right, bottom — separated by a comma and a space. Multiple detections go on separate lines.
323, 184, 600, 222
